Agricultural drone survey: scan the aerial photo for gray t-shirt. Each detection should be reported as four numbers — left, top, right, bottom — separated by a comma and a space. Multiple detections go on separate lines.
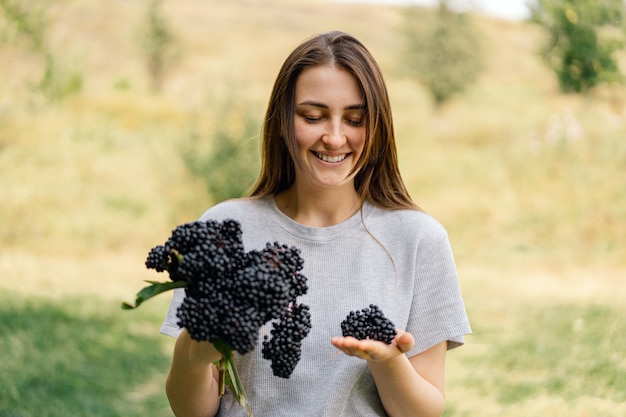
161, 195, 471, 416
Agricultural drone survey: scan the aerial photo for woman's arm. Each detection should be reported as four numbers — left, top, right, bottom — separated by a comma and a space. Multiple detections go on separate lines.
165, 329, 223, 417
331, 332, 446, 417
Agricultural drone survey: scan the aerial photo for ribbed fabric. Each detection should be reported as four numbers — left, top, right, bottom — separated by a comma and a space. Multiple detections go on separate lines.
160, 195, 471, 417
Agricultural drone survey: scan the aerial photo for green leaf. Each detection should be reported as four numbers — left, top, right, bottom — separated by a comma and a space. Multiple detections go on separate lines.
121, 280, 187, 310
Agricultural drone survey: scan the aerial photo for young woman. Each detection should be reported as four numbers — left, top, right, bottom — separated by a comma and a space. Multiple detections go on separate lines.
161, 31, 471, 417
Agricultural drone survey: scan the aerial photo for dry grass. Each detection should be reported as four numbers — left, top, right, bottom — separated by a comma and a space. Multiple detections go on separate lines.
1, 1, 625, 416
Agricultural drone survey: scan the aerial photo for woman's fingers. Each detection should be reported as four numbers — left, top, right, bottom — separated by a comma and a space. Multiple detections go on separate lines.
394, 330, 415, 354
331, 332, 413, 362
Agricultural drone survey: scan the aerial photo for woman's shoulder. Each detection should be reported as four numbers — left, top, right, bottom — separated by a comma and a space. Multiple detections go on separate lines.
367, 204, 448, 239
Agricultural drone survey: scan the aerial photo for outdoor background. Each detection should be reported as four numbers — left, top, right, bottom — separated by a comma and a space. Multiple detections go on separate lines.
1, 0, 624, 416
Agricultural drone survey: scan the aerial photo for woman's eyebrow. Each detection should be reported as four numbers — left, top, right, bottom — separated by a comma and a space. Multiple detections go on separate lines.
297, 100, 365, 110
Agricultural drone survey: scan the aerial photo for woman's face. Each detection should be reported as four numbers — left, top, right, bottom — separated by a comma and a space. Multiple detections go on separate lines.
292, 65, 367, 193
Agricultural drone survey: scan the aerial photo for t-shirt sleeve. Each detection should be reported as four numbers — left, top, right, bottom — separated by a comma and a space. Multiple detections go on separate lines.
405, 224, 471, 357
160, 287, 185, 338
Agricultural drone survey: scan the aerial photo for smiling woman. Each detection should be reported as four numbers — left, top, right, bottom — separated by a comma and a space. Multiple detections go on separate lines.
160, 31, 471, 417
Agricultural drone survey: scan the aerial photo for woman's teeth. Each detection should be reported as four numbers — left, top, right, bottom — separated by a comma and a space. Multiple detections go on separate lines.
314, 152, 348, 163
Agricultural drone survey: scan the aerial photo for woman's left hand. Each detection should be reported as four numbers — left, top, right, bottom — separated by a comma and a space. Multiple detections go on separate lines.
330, 330, 415, 362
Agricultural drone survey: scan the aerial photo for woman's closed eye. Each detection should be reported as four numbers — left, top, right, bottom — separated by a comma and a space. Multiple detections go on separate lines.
304, 114, 324, 123
347, 117, 363, 127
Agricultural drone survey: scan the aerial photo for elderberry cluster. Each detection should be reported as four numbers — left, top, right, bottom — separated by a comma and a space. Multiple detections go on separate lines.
262, 303, 312, 378
145, 219, 244, 284
341, 304, 397, 344
145, 219, 311, 377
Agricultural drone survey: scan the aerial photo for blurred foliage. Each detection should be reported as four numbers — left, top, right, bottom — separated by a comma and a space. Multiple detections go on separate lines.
529, 0, 626, 93
401, 1, 484, 106
0, 0, 82, 101
182, 104, 261, 203
138, 0, 177, 93
0, 0, 46, 52
37, 53, 83, 101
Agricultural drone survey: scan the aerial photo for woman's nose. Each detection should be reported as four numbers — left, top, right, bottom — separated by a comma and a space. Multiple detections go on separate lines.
322, 120, 345, 148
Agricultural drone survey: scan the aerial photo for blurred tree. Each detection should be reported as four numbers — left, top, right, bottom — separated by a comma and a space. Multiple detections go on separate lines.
0, 0, 46, 52
182, 104, 261, 203
402, 1, 484, 107
139, 0, 177, 93
0, 0, 82, 100
529, 0, 626, 93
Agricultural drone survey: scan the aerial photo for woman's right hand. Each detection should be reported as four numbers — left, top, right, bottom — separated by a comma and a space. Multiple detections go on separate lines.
166, 329, 223, 417
179, 328, 223, 366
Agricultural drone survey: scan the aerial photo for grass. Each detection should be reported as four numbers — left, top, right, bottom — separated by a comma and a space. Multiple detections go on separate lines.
470, 304, 625, 402
444, 302, 626, 416
0, 292, 173, 417
1, 1, 625, 416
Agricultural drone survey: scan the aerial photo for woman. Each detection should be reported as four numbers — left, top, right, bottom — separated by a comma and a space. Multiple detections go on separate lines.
161, 31, 471, 417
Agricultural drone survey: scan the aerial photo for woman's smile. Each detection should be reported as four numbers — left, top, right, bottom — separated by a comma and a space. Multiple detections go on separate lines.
312, 151, 351, 163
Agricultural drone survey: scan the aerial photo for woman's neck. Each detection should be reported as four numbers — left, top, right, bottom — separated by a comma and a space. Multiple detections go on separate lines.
275, 185, 362, 227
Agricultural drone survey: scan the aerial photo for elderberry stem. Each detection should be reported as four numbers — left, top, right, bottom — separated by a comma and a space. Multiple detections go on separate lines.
216, 358, 226, 398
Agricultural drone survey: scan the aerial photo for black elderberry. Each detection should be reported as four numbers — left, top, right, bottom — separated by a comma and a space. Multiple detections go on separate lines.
145, 245, 169, 272
341, 304, 397, 344
262, 303, 312, 378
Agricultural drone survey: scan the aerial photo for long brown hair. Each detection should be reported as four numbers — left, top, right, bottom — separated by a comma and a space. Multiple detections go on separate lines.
248, 31, 419, 211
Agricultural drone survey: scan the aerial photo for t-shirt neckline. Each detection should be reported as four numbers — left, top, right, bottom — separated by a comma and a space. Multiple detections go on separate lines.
263, 195, 374, 241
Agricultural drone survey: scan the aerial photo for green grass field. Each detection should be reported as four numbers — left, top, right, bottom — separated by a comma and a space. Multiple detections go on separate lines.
0, 292, 173, 417
1, 1, 625, 416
